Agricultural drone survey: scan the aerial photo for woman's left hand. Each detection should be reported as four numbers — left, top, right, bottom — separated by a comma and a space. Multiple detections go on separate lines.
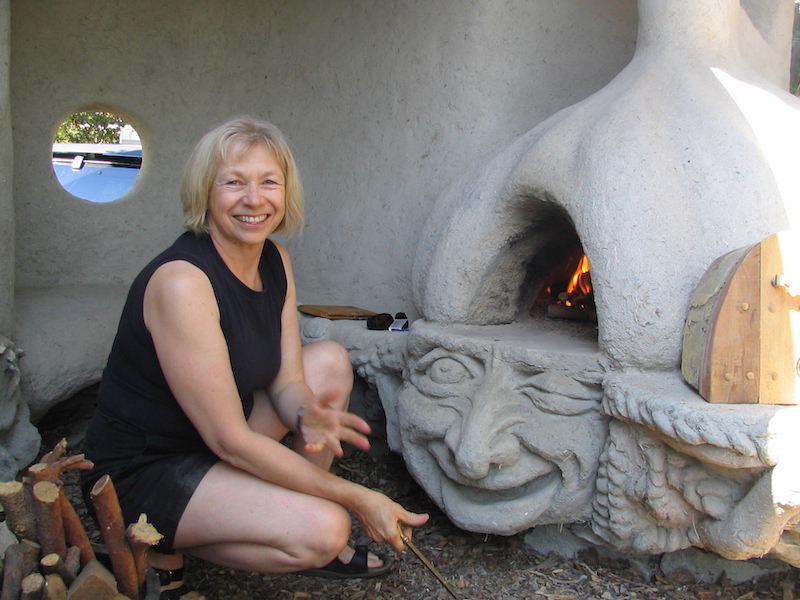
299, 401, 372, 456
351, 489, 430, 553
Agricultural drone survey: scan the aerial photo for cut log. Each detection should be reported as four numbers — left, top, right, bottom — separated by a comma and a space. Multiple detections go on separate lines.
20, 572, 45, 600
25, 439, 94, 488
65, 559, 120, 600
89, 475, 138, 599
64, 547, 80, 579
31, 482, 67, 560
43, 574, 68, 600
57, 491, 94, 567
40, 553, 75, 586
125, 514, 162, 589
25, 458, 94, 488
1, 542, 40, 600
0, 481, 38, 542
38, 439, 68, 466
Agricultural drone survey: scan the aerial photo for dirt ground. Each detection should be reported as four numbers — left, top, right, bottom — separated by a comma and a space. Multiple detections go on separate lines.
36, 396, 799, 600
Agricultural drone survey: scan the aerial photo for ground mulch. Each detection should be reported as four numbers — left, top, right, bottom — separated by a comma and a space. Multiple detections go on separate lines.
38, 394, 799, 600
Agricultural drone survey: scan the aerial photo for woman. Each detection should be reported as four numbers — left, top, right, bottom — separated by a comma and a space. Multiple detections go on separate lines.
81, 116, 428, 600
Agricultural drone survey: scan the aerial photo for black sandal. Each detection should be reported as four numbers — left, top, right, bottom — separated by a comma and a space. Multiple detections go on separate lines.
295, 540, 393, 579
153, 566, 204, 600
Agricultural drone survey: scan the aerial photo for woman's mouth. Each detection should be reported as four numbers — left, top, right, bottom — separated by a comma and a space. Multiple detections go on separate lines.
235, 215, 268, 224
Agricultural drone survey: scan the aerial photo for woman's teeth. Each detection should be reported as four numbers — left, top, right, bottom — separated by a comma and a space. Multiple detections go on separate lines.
236, 215, 267, 224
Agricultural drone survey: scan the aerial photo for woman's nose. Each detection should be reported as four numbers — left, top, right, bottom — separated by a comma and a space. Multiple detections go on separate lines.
242, 182, 262, 204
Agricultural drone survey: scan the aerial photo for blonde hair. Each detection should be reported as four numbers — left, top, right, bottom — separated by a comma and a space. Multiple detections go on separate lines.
181, 116, 304, 236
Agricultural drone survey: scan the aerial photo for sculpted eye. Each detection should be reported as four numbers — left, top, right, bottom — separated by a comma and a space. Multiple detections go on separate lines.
428, 357, 470, 384
409, 348, 481, 398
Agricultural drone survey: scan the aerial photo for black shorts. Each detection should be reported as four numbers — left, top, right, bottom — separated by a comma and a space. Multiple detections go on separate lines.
81, 410, 219, 553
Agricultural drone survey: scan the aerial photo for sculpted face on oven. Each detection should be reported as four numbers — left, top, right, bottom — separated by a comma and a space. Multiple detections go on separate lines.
398, 333, 606, 534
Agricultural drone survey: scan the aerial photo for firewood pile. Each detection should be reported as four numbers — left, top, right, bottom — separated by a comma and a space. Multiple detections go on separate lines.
0, 440, 162, 600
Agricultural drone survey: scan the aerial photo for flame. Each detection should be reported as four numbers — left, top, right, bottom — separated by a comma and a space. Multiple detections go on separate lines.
566, 254, 592, 296
561, 254, 592, 307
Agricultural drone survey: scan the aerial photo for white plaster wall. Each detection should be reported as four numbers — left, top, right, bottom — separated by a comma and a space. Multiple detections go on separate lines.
0, 0, 13, 332
10, 0, 637, 317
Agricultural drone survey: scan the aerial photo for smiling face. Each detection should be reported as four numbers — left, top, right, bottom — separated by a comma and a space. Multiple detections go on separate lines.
206, 143, 286, 253
397, 329, 607, 534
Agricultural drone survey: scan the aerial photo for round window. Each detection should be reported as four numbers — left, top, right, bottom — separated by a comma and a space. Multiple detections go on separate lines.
52, 111, 142, 203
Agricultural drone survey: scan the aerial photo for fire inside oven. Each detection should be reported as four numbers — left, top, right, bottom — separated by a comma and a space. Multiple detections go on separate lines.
530, 247, 596, 323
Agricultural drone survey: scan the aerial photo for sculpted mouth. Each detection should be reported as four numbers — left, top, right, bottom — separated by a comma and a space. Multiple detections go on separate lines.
236, 215, 268, 224
427, 440, 555, 491
422, 440, 563, 530
440, 469, 562, 533
447, 469, 560, 503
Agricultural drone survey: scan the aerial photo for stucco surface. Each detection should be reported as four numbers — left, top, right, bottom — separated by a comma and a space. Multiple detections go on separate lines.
10, 0, 636, 317
0, 0, 12, 333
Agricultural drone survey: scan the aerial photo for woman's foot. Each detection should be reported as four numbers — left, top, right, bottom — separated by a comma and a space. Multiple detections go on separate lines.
295, 539, 393, 579
338, 545, 385, 570
149, 552, 206, 600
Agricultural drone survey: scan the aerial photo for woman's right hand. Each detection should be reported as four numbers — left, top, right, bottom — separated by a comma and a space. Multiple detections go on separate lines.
351, 489, 429, 552
299, 400, 372, 457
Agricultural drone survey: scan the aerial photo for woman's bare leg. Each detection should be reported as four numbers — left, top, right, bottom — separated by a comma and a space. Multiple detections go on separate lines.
171, 461, 351, 572
159, 340, 377, 574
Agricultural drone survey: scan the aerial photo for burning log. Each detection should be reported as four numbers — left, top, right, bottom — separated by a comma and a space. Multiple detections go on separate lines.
89, 475, 139, 599
31, 482, 67, 560
0, 481, 37, 542
1, 542, 40, 600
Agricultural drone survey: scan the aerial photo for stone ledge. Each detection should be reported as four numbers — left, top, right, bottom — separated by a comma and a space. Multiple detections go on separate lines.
13, 285, 128, 422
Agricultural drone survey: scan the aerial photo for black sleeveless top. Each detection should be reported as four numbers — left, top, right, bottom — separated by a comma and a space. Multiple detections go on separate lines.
96, 231, 287, 441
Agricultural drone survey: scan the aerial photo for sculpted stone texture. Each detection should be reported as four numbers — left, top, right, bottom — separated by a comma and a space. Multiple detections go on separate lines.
0, 337, 40, 480
321, 0, 800, 570
397, 321, 605, 534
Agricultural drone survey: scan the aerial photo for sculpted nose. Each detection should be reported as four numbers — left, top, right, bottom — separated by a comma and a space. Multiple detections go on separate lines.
440, 353, 522, 481
446, 409, 520, 480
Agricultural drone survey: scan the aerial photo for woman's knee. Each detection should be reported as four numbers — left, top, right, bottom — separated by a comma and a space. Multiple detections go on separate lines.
303, 341, 353, 406
298, 502, 351, 567
304, 340, 351, 377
